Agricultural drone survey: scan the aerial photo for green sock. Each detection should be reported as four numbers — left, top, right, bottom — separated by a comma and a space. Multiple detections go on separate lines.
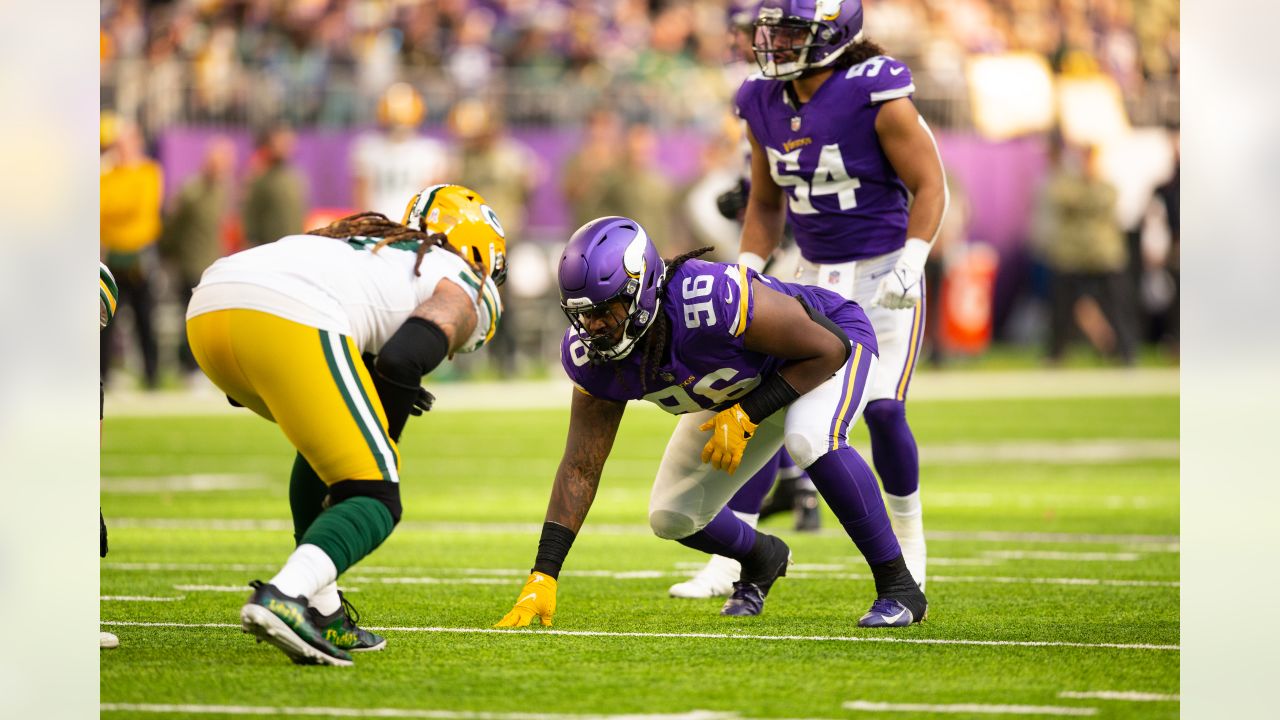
289, 453, 329, 545
299, 496, 394, 575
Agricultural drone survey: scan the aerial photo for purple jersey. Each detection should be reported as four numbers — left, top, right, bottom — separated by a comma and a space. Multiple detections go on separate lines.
735, 56, 915, 263
561, 259, 877, 414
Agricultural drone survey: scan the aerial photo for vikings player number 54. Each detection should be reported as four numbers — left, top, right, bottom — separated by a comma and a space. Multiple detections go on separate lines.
767, 143, 861, 214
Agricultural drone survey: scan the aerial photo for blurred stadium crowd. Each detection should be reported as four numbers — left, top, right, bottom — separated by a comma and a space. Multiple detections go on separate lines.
99, 0, 1180, 388
102, 0, 1177, 131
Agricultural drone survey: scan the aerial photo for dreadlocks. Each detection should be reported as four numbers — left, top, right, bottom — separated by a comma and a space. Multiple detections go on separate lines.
306, 211, 479, 277
829, 37, 889, 72
636, 246, 716, 392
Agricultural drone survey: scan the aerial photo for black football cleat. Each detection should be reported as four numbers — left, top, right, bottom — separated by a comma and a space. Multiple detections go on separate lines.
721, 534, 792, 617
793, 488, 822, 532
311, 591, 387, 653
240, 581, 353, 666
858, 584, 928, 628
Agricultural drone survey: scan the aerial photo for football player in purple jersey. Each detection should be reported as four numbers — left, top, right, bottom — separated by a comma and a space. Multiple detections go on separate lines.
734, 0, 949, 591
495, 217, 927, 628
669, 0, 824, 601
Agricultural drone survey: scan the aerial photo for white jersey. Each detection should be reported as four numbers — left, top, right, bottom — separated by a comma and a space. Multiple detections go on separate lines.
351, 133, 451, 219
188, 234, 501, 355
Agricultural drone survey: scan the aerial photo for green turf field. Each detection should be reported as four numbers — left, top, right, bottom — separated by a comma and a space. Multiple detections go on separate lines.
101, 392, 1179, 719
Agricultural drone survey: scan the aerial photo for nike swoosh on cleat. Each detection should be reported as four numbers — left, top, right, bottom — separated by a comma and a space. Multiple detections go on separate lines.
882, 608, 908, 624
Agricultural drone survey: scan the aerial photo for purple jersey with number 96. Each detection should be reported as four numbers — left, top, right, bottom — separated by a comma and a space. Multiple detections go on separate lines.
735, 55, 916, 263
561, 258, 877, 414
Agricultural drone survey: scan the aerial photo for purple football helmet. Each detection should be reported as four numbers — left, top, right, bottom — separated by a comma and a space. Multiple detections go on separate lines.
558, 216, 665, 362
753, 0, 864, 80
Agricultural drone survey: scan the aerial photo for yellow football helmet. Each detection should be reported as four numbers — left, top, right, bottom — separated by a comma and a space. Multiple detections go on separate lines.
402, 184, 507, 285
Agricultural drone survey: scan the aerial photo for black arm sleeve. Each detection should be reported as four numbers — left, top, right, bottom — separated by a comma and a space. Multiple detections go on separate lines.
374, 317, 450, 389
368, 318, 450, 441
531, 521, 577, 579
738, 373, 801, 424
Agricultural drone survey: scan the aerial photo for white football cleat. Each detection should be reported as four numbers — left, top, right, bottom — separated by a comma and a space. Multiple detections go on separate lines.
669, 554, 741, 599
100, 631, 119, 649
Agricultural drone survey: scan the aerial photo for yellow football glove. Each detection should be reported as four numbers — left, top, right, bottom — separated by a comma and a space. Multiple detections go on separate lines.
699, 404, 757, 474
494, 572, 558, 627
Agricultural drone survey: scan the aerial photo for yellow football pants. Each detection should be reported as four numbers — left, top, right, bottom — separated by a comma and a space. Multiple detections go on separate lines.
186, 309, 400, 485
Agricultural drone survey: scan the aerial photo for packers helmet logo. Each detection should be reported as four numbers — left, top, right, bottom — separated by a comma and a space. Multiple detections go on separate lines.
480, 204, 505, 238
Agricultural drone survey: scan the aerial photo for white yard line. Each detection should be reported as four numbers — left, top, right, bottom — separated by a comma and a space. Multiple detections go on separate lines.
922, 440, 1176, 464
99, 621, 1179, 652
100, 704, 744, 720
102, 474, 270, 494
105, 441, 1178, 470
930, 575, 1178, 588
170, 584, 365, 594
99, 595, 185, 602
979, 551, 1142, 562
105, 562, 279, 571
926, 530, 1178, 545
843, 701, 1095, 716
1057, 692, 1179, 702
346, 576, 513, 586
103, 563, 1177, 589
105, 519, 1180, 548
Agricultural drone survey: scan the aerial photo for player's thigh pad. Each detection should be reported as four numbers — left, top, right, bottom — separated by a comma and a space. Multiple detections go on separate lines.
648, 410, 785, 539
193, 309, 400, 485
783, 344, 878, 469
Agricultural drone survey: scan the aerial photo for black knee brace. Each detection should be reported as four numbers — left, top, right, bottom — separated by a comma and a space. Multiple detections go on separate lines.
326, 479, 403, 525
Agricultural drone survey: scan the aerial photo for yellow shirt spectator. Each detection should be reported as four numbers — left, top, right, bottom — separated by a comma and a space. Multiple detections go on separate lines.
101, 158, 164, 255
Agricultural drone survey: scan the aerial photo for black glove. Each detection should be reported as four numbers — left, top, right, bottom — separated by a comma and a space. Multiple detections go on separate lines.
716, 179, 749, 221
411, 386, 435, 415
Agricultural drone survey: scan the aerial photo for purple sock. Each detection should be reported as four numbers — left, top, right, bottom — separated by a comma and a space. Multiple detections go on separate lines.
675, 506, 757, 559
727, 451, 783, 514
805, 446, 901, 564
864, 399, 919, 497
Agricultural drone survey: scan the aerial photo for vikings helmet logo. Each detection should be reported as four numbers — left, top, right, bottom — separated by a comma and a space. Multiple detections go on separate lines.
816, 0, 844, 21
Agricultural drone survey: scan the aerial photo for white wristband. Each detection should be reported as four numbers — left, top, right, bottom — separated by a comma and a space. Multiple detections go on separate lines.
738, 251, 767, 273
898, 238, 933, 272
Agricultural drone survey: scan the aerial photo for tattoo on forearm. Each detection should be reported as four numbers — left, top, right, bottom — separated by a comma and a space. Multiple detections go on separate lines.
416, 279, 478, 353
545, 394, 624, 532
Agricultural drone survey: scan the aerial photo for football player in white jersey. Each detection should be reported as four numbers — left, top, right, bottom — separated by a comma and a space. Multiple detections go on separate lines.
100, 263, 120, 650
186, 185, 505, 666
351, 83, 452, 219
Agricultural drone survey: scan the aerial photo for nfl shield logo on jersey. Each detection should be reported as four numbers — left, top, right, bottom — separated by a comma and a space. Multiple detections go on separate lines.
828, 270, 842, 285
790, 116, 802, 132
